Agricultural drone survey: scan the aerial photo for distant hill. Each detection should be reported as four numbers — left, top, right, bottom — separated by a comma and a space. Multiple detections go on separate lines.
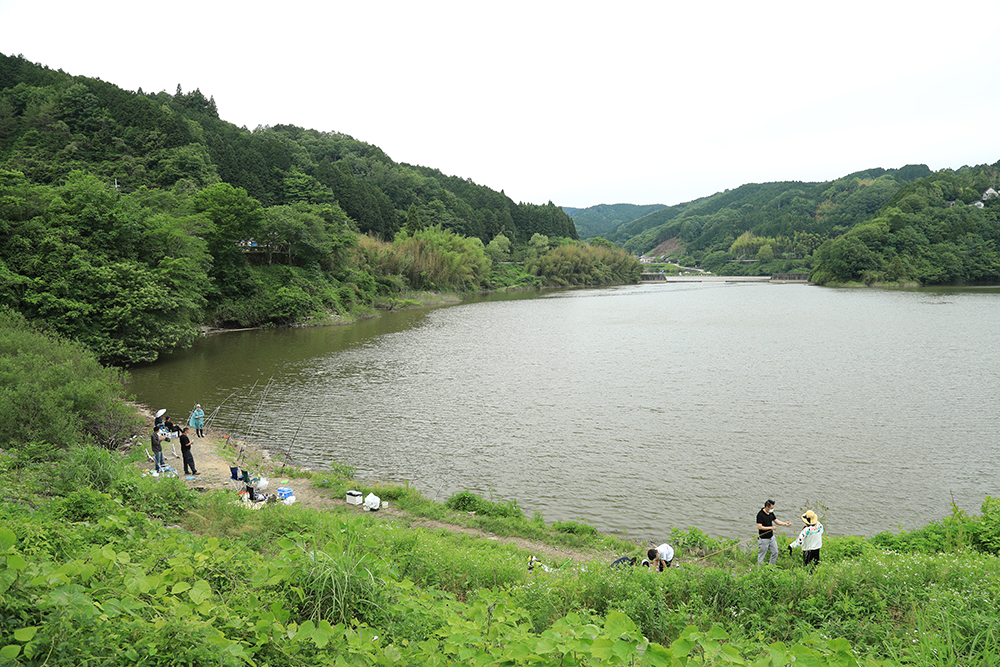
607, 166, 934, 257
597, 162, 1000, 287
562, 203, 667, 239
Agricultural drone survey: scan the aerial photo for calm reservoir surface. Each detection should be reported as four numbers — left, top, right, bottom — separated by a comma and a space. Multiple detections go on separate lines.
127, 283, 1000, 540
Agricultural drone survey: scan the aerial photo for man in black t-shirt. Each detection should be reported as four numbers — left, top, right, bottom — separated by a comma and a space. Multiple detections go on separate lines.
756, 499, 792, 565
179, 427, 198, 476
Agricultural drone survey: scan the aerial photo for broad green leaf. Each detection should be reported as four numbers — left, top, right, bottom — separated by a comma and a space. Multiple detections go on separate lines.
534, 637, 558, 653
1, 645, 21, 660
5, 553, 26, 572
14, 627, 38, 642
188, 580, 212, 604
672, 637, 696, 657
613, 639, 637, 662
720, 644, 746, 664
605, 611, 637, 638
0, 528, 15, 551
0, 569, 17, 594
590, 637, 614, 660
644, 643, 674, 667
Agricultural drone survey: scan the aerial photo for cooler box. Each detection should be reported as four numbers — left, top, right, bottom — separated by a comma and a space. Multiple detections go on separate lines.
346, 490, 363, 505
276, 487, 293, 500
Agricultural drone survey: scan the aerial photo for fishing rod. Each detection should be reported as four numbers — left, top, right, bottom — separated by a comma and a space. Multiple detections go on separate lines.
203, 390, 238, 431
690, 536, 758, 562
279, 413, 307, 472
245, 377, 275, 442
232, 380, 259, 437
236, 377, 276, 464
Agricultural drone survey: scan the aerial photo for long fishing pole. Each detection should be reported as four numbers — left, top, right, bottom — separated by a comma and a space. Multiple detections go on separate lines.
280, 413, 306, 472
203, 390, 238, 431
229, 380, 260, 446
690, 536, 757, 562
244, 377, 274, 443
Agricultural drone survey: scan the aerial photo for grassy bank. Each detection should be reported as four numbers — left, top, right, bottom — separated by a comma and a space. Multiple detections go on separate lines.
3, 441, 1000, 665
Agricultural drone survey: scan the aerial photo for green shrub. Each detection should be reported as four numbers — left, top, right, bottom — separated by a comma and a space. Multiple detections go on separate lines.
0, 309, 141, 450
552, 519, 599, 536
58, 488, 120, 522
50, 445, 122, 495
823, 534, 876, 562
444, 489, 524, 518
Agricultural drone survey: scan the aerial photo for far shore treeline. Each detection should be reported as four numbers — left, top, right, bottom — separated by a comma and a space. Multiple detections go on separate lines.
2, 52, 999, 368
0, 53, 638, 366
570, 164, 1000, 285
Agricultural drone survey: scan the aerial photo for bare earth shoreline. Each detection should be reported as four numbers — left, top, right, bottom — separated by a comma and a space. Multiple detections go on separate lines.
130, 403, 617, 564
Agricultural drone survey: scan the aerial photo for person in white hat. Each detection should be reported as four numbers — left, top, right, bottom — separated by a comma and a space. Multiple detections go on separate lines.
788, 510, 824, 568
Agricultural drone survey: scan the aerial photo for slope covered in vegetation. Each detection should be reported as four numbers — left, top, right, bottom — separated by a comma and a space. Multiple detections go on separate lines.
0, 53, 638, 365
571, 163, 1000, 286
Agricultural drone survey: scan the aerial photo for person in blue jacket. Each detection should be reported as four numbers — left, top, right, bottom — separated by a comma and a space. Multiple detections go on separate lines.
189, 404, 206, 438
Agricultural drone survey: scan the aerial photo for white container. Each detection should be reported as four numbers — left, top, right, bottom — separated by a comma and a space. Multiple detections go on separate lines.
346, 490, 362, 505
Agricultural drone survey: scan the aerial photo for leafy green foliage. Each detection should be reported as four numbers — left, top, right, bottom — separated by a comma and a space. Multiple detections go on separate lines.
526, 242, 641, 285
552, 519, 600, 536
0, 53, 626, 364
5, 431, 1000, 664
0, 309, 139, 449
444, 489, 524, 518
565, 203, 669, 240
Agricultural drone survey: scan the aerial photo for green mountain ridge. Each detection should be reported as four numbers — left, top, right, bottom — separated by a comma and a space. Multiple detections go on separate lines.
566, 163, 1000, 285
2, 52, 651, 366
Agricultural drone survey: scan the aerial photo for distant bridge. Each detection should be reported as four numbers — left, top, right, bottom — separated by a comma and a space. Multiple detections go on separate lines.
639, 273, 809, 284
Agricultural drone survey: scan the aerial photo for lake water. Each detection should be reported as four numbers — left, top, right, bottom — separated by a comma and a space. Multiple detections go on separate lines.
126, 283, 1000, 541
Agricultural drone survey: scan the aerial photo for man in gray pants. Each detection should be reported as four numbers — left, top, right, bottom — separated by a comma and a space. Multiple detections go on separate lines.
756, 499, 791, 565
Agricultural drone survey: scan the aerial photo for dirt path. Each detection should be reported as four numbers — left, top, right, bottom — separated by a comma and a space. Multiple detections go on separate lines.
134, 410, 620, 565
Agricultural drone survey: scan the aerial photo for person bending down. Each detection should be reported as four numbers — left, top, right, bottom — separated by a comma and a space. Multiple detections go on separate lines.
647, 543, 674, 571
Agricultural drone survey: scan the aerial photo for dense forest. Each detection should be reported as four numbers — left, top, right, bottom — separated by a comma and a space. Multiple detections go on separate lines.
562, 203, 668, 240
0, 53, 639, 365
567, 164, 1000, 285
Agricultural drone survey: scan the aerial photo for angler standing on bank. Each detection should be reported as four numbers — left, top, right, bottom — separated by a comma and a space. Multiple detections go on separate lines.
756, 499, 791, 565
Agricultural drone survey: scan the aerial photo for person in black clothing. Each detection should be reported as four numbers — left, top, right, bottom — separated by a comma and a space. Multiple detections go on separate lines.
163, 415, 176, 435
151, 427, 165, 472
756, 499, 791, 565
179, 427, 198, 476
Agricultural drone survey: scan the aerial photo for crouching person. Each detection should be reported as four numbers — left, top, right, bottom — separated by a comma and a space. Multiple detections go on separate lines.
647, 543, 674, 571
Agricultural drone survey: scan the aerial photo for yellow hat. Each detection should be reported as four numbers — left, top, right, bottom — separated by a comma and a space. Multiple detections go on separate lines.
801, 510, 819, 526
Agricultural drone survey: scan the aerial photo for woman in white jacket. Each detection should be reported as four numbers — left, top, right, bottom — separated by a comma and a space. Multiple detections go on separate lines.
788, 510, 823, 568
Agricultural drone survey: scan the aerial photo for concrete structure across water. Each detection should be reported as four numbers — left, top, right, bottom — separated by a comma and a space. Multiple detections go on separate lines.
639, 273, 809, 283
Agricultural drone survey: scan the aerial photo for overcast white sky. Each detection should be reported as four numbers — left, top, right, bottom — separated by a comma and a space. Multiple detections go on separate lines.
1, 0, 997, 208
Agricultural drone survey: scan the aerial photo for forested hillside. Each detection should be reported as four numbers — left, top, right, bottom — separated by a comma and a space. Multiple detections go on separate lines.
591, 163, 1000, 285
0, 53, 641, 366
562, 203, 667, 240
